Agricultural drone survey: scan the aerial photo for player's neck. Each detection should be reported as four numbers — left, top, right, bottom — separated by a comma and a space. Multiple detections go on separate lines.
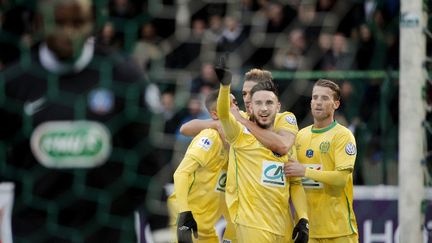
313, 117, 334, 129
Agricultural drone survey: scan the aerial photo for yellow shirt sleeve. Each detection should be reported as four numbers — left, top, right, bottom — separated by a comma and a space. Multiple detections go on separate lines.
304, 169, 351, 187
173, 157, 201, 212
274, 112, 299, 135
334, 130, 357, 171
217, 85, 242, 143
290, 182, 308, 219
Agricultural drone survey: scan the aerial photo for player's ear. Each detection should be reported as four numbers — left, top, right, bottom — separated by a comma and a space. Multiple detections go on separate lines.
334, 100, 340, 109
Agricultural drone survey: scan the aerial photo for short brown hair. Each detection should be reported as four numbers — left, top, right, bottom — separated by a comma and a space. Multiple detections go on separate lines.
244, 69, 273, 84
205, 89, 219, 113
250, 81, 279, 99
314, 79, 341, 101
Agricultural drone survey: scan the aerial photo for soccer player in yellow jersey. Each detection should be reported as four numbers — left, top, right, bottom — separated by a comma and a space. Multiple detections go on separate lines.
285, 79, 359, 243
168, 90, 237, 243
214, 61, 308, 243
180, 68, 297, 157
180, 68, 307, 242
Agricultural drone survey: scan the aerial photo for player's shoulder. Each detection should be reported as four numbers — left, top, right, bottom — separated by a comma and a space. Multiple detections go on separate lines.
335, 122, 354, 136
275, 111, 298, 126
196, 128, 222, 143
191, 128, 223, 151
298, 125, 313, 135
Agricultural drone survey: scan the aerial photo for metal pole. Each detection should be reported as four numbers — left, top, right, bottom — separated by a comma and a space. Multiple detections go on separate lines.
399, 0, 426, 242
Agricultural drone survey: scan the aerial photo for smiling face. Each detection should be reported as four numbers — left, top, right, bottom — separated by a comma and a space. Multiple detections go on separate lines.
311, 85, 340, 127
250, 90, 280, 129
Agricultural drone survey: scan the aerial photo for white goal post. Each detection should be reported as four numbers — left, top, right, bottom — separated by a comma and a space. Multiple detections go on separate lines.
399, 0, 427, 242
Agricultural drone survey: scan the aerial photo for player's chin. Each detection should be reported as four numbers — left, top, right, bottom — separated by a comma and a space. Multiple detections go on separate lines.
256, 119, 272, 129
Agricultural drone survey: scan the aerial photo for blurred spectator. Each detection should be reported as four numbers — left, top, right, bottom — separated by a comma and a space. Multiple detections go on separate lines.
319, 32, 355, 70
175, 95, 210, 143
190, 63, 219, 94
0, 0, 162, 241
96, 21, 123, 50
355, 24, 375, 70
165, 18, 206, 69
0, 5, 34, 69
217, 16, 249, 53
272, 28, 307, 70
316, 0, 336, 12
203, 14, 224, 44
265, 1, 296, 33
160, 90, 179, 135
109, 0, 137, 19
132, 22, 164, 73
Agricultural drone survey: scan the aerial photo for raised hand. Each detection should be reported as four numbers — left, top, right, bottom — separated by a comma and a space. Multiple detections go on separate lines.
214, 55, 232, 85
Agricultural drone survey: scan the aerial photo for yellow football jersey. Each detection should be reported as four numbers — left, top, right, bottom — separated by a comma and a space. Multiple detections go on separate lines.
274, 111, 299, 135
225, 126, 297, 236
219, 94, 297, 236
295, 121, 358, 238
168, 128, 229, 229
239, 110, 298, 136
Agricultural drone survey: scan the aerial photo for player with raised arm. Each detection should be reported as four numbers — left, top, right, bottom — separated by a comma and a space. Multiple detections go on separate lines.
180, 68, 297, 157
215, 59, 308, 243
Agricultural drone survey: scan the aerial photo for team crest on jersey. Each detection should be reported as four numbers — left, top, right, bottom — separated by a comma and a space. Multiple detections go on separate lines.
88, 88, 114, 115
306, 149, 314, 158
319, 141, 330, 153
285, 115, 297, 125
197, 137, 212, 151
345, 142, 357, 155
261, 161, 285, 187
215, 170, 227, 192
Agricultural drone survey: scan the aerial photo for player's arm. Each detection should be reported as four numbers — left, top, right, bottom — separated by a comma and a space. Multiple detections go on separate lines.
217, 85, 241, 143
179, 119, 218, 137
284, 159, 350, 187
304, 168, 350, 187
290, 178, 309, 243
289, 179, 308, 219
173, 157, 200, 212
214, 58, 241, 143
304, 130, 356, 187
237, 115, 294, 155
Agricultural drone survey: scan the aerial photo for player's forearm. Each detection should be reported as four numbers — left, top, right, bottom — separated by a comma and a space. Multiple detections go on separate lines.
173, 171, 191, 212
305, 169, 350, 187
240, 118, 292, 155
179, 119, 217, 137
290, 182, 308, 219
217, 85, 239, 142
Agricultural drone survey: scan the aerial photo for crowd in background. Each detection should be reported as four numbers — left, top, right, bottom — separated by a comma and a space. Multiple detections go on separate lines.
0, 0, 414, 186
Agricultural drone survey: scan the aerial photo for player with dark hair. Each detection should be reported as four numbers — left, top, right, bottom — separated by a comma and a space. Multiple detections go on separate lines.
215, 63, 308, 243
285, 79, 358, 243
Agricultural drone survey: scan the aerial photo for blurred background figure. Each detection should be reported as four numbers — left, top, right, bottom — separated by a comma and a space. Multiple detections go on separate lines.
0, 0, 162, 242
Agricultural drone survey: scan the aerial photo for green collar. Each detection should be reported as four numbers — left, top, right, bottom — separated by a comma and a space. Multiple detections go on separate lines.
311, 120, 337, 133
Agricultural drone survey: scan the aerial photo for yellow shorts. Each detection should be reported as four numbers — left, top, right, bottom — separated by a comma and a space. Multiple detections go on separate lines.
222, 219, 236, 243
236, 225, 285, 243
168, 199, 219, 243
